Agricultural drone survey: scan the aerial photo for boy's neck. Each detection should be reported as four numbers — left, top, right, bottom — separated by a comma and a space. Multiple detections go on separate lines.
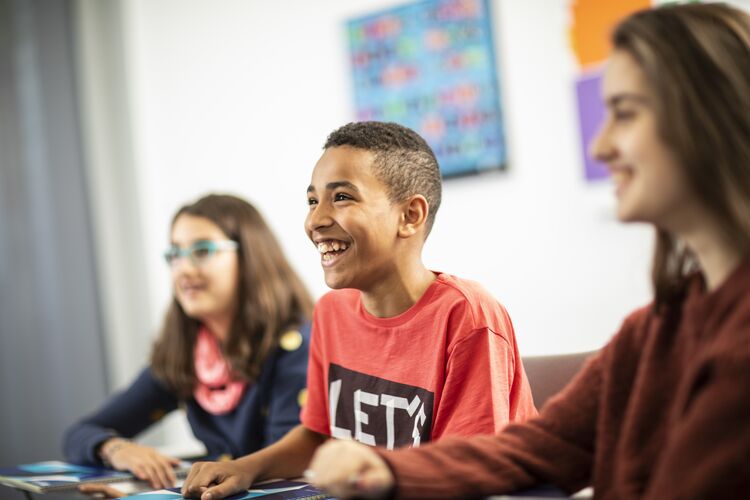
360, 264, 436, 318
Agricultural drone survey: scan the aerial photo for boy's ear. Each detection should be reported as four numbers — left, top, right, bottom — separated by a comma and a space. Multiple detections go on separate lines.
398, 195, 429, 239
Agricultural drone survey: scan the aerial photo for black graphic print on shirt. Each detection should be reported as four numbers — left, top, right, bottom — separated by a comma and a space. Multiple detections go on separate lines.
327, 363, 434, 449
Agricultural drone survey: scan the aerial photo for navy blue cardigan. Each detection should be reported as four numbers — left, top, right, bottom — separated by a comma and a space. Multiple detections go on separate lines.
63, 322, 310, 465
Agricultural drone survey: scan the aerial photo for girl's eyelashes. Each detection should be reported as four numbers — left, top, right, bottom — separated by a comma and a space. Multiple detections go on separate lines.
307, 197, 318, 206
612, 107, 637, 121
615, 112, 635, 121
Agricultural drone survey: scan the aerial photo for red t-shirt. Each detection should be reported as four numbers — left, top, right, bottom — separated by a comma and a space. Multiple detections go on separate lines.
301, 273, 537, 449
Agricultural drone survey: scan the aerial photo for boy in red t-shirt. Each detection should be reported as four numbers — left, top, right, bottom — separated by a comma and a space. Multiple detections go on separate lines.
182, 122, 536, 500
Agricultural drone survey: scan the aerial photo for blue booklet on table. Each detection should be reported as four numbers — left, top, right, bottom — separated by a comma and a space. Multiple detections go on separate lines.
0, 460, 133, 493
120, 480, 330, 499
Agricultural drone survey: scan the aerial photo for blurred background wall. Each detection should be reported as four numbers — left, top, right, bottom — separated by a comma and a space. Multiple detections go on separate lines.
0, 0, 109, 465
3, 0, 748, 463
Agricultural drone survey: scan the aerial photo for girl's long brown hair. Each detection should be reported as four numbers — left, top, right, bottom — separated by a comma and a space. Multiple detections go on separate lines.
151, 194, 313, 397
612, 4, 750, 311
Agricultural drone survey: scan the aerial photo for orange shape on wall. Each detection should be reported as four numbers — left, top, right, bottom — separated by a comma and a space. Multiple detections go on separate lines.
570, 0, 651, 68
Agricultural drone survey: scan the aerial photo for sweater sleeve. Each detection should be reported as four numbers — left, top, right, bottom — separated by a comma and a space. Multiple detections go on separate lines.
262, 324, 311, 446
644, 350, 750, 498
62, 367, 179, 465
378, 350, 604, 498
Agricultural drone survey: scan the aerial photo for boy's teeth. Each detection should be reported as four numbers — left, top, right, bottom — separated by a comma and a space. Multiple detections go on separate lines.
317, 241, 349, 254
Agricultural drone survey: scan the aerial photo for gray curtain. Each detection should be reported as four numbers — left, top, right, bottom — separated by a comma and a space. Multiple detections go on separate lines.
0, 0, 108, 469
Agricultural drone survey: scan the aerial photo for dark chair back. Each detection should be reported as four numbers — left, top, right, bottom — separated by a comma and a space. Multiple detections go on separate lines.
522, 351, 597, 409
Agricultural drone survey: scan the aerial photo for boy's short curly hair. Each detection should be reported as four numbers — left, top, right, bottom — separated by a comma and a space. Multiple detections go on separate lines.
324, 121, 442, 237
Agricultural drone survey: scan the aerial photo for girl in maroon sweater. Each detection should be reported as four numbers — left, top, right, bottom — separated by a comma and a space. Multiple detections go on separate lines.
303, 4, 750, 499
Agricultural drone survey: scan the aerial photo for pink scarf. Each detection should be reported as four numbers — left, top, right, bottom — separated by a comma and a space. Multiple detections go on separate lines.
193, 327, 247, 415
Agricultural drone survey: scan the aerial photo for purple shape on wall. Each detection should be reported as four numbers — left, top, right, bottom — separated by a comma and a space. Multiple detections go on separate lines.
576, 70, 609, 181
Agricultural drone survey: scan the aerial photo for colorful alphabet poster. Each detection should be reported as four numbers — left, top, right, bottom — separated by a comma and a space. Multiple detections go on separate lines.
347, 0, 506, 177
569, 0, 651, 180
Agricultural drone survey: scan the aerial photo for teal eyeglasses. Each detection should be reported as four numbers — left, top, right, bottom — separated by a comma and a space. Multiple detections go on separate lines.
163, 240, 239, 267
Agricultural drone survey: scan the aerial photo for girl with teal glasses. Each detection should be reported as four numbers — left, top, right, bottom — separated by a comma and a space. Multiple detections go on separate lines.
64, 194, 313, 497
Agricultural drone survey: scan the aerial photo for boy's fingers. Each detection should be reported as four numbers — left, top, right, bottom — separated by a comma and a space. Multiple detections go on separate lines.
182, 462, 208, 495
201, 478, 242, 500
184, 467, 220, 497
182, 485, 207, 499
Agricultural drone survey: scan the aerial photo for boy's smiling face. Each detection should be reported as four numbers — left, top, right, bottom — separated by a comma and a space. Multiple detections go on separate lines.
305, 146, 402, 291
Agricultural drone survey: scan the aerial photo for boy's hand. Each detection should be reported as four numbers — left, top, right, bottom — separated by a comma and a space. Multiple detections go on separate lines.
307, 440, 394, 499
100, 439, 181, 489
181, 460, 254, 500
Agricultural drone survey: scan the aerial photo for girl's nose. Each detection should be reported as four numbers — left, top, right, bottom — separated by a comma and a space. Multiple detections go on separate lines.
589, 120, 616, 164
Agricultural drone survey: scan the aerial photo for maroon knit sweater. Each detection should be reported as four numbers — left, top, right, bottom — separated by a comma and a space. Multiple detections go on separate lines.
379, 258, 750, 499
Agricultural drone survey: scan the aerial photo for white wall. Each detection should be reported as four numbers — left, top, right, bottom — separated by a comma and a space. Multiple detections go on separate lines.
120, 0, 656, 355
81, 0, 680, 448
